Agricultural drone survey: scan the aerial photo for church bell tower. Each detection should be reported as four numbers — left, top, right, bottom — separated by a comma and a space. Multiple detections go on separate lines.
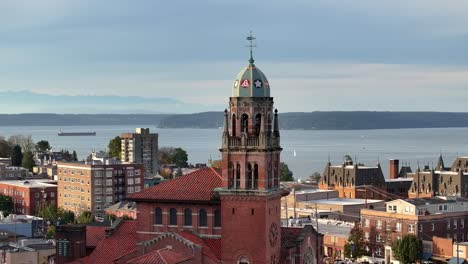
219, 32, 283, 264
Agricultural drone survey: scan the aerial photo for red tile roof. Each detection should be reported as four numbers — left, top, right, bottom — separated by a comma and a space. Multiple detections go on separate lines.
127, 248, 193, 264
86, 226, 106, 248
177, 231, 221, 262
81, 221, 140, 264
128, 167, 222, 202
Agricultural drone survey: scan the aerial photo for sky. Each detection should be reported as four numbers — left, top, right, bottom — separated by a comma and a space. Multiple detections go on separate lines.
1, 0, 468, 113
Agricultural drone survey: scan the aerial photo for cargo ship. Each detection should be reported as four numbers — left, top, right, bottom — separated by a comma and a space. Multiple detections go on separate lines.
58, 130, 96, 136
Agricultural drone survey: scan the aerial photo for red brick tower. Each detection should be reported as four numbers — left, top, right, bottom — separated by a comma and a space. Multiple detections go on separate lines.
219, 32, 283, 264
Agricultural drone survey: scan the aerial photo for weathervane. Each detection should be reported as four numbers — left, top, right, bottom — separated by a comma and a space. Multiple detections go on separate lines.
246, 30, 256, 65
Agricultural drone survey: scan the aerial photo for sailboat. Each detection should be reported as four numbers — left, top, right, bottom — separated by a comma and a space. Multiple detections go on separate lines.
293, 149, 297, 157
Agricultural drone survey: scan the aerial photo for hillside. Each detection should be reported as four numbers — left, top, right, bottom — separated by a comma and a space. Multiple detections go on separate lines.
157, 111, 468, 130
2, 112, 468, 130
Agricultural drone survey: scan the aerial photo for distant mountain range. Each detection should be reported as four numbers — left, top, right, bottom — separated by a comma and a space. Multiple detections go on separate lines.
2, 111, 468, 130
0, 90, 220, 114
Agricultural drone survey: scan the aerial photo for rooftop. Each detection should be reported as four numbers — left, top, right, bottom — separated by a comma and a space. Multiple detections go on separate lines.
0, 179, 57, 189
385, 177, 414, 182
303, 198, 383, 206
128, 167, 222, 203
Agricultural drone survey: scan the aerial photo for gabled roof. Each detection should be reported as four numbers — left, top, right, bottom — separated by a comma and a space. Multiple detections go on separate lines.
86, 225, 107, 248
127, 247, 193, 264
177, 231, 221, 262
83, 221, 140, 264
128, 167, 222, 203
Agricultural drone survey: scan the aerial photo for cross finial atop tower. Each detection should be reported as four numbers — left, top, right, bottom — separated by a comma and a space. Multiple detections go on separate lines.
246, 30, 256, 65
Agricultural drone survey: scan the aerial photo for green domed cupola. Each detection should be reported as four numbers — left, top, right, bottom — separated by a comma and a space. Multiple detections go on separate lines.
232, 32, 270, 97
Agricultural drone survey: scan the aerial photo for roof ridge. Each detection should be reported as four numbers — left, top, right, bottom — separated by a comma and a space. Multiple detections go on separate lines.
209, 166, 222, 179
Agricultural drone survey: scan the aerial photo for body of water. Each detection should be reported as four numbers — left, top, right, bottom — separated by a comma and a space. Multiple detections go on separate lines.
1, 125, 467, 179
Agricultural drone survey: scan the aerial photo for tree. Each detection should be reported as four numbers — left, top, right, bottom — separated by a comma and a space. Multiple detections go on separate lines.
0, 194, 13, 216
76, 211, 94, 224
309, 172, 321, 183
36, 140, 51, 152
46, 225, 56, 239
172, 148, 188, 167
11, 145, 22, 166
280, 162, 294, 181
37, 204, 75, 226
107, 136, 121, 159
0, 140, 12, 158
21, 151, 36, 172
394, 234, 423, 264
159, 147, 189, 168
72, 150, 78, 162
344, 223, 367, 259
209, 159, 222, 169
8, 135, 35, 153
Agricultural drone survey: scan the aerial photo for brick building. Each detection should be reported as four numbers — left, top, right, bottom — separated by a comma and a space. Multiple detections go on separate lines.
0, 180, 57, 215
319, 159, 412, 200
408, 156, 468, 198
361, 196, 468, 262
57, 162, 144, 217
64, 44, 323, 264
121, 128, 159, 177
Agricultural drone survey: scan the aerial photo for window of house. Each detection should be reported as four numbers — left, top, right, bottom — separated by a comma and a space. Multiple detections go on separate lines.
135, 178, 141, 184
448, 220, 451, 229
408, 224, 415, 233
169, 208, 177, 225
199, 209, 207, 227
155, 208, 162, 225
454, 220, 458, 229
127, 187, 134, 194
419, 224, 423, 232
135, 186, 141, 193
365, 232, 370, 241
184, 209, 192, 226
214, 209, 221, 227
444, 205, 448, 210
376, 247, 382, 256
127, 178, 134, 185
431, 223, 435, 231
376, 234, 382, 242
364, 219, 370, 227
50, 192, 55, 198
462, 221, 465, 229
396, 222, 402, 231
377, 220, 382, 229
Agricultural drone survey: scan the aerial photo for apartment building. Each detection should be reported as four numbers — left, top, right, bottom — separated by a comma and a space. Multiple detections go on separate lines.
57, 162, 144, 218
0, 179, 57, 215
121, 128, 159, 177
361, 196, 468, 262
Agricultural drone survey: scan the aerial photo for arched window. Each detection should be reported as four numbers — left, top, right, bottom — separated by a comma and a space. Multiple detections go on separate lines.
199, 209, 207, 227
241, 114, 249, 134
236, 164, 241, 189
255, 113, 262, 135
253, 164, 259, 189
246, 163, 253, 189
184, 208, 192, 226
155, 207, 162, 225
169, 208, 177, 225
238, 256, 250, 264
214, 209, 221, 227
231, 114, 237, 137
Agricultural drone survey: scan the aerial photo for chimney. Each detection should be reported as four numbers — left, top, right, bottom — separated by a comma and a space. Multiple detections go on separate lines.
389, 159, 399, 179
